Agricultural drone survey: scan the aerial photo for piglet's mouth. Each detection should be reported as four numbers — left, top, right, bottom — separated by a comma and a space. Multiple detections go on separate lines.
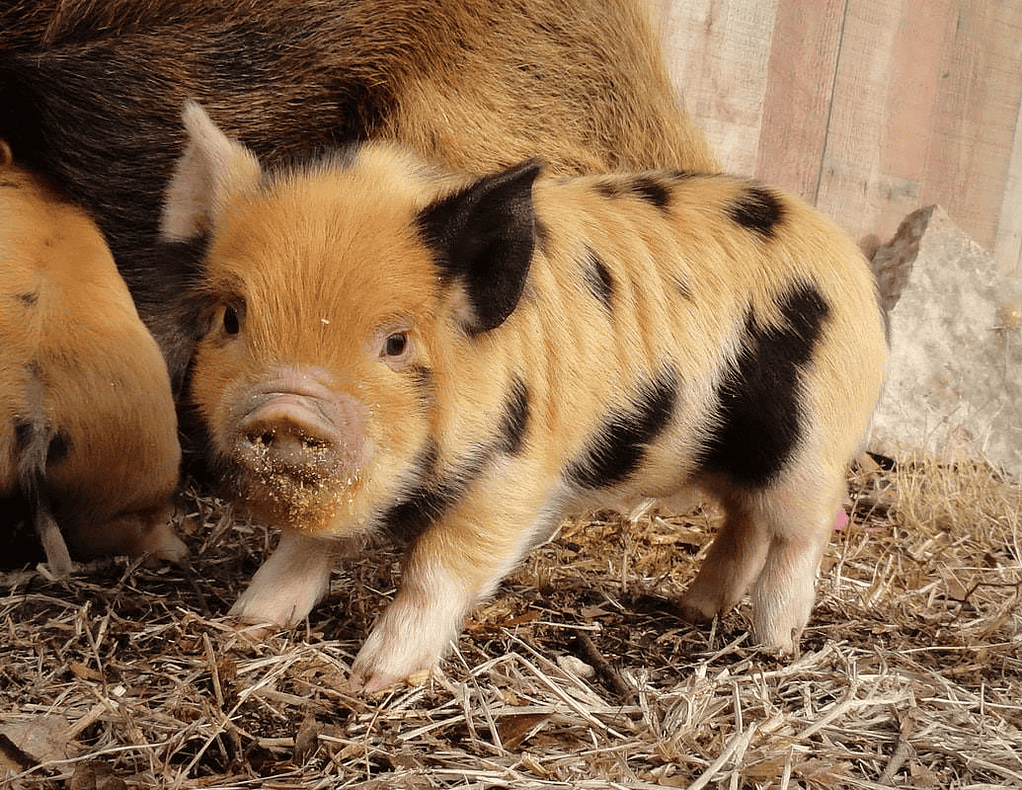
235, 461, 365, 534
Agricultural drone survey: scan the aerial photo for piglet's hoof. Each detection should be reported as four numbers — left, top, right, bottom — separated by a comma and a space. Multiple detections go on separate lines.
675, 595, 724, 625
223, 614, 281, 644
346, 666, 432, 696
750, 625, 803, 658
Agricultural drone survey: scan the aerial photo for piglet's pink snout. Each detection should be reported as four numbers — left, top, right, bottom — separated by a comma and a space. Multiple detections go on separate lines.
232, 368, 370, 481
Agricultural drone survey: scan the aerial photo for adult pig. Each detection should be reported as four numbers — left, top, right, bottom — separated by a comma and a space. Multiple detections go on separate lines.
163, 104, 886, 692
0, 143, 185, 572
0, 0, 716, 391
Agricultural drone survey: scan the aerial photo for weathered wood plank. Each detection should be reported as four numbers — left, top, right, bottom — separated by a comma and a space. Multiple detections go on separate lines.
754, 0, 845, 204
814, 0, 923, 245
656, 0, 1022, 273
878, 0, 953, 185
922, 0, 1022, 262
995, 102, 1022, 276
659, 0, 778, 178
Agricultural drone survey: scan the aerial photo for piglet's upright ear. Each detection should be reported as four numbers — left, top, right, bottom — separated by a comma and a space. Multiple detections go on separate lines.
418, 160, 541, 334
159, 100, 263, 241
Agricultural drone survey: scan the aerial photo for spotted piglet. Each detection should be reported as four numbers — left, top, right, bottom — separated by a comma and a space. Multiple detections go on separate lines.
163, 103, 886, 692
0, 144, 184, 572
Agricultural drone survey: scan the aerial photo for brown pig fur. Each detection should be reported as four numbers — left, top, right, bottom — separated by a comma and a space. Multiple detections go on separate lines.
1, 0, 716, 391
0, 147, 185, 571
164, 105, 887, 692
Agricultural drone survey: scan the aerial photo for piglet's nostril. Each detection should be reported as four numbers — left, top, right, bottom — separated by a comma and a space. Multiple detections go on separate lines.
237, 413, 342, 482
246, 423, 327, 451
251, 430, 276, 447
232, 388, 368, 489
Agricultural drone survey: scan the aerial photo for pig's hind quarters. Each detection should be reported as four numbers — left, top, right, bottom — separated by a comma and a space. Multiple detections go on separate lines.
678, 456, 848, 654
3, 433, 186, 572
674, 322, 868, 654
674, 271, 882, 654
0, 153, 185, 571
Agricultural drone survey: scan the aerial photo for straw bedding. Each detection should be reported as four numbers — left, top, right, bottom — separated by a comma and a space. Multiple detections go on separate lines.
2, 454, 1020, 788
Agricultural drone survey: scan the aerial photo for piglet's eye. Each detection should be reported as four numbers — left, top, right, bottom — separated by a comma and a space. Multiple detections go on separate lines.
223, 306, 241, 335
373, 325, 414, 370
384, 332, 408, 357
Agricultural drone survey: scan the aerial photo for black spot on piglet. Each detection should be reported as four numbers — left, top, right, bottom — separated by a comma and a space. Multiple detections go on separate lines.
628, 176, 672, 210
381, 443, 475, 544
497, 377, 530, 455
728, 185, 784, 239
696, 280, 830, 487
383, 379, 530, 543
596, 175, 672, 210
566, 365, 678, 489
583, 248, 615, 311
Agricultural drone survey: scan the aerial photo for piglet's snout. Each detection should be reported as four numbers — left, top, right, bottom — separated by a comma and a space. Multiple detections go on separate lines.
232, 375, 369, 484
238, 399, 338, 477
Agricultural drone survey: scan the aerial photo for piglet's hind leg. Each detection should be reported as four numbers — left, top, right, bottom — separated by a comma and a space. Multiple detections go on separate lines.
678, 464, 843, 654
678, 492, 771, 624
748, 470, 845, 653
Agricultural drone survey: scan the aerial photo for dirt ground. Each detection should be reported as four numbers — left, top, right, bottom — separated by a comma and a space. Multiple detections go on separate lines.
2, 454, 1020, 789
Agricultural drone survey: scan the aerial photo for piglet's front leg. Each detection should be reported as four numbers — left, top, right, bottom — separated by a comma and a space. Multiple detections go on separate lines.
349, 481, 552, 693
230, 529, 347, 628
348, 552, 476, 693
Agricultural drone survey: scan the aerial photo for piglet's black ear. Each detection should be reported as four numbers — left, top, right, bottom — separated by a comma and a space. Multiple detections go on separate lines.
417, 160, 541, 334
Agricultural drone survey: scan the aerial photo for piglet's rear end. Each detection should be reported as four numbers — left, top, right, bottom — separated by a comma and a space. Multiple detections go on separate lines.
0, 146, 184, 571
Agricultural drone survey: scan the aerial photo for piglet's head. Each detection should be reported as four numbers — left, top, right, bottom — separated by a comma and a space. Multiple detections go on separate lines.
161, 102, 540, 536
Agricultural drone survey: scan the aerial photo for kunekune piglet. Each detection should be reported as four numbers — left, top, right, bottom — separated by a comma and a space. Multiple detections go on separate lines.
0, 143, 184, 572
163, 104, 887, 693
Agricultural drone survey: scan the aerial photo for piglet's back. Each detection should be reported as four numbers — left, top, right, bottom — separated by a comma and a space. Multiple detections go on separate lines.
0, 162, 182, 563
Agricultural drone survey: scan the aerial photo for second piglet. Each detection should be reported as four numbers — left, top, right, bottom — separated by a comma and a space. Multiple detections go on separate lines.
163, 103, 887, 692
0, 144, 184, 571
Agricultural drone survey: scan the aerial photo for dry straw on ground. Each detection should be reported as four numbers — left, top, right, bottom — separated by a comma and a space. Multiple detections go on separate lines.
2, 454, 1020, 789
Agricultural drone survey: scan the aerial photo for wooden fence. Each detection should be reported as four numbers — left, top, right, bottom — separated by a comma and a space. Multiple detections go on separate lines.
655, 0, 1022, 276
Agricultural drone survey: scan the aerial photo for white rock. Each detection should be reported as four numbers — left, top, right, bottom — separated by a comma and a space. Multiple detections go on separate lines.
556, 654, 596, 679
869, 205, 1022, 478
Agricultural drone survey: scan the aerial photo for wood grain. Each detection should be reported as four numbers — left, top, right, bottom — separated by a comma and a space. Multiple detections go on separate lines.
754, 0, 845, 203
